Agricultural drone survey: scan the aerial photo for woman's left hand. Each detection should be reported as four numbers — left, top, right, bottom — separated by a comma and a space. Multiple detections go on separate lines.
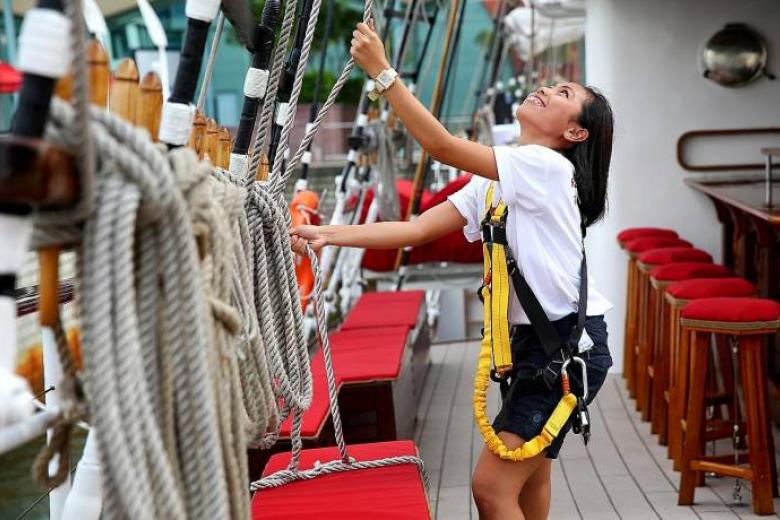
350, 21, 391, 79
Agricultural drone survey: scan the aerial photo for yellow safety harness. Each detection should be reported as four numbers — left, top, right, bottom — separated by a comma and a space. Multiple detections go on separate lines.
473, 182, 589, 461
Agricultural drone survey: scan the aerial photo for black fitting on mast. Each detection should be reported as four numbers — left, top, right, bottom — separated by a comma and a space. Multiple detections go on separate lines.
268, 0, 314, 170
232, 0, 281, 157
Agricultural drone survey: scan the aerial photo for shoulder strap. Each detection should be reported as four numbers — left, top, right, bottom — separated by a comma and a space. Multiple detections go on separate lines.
485, 182, 588, 357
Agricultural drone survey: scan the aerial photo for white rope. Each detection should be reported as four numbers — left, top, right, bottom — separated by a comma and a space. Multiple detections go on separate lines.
35, 98, 264, 519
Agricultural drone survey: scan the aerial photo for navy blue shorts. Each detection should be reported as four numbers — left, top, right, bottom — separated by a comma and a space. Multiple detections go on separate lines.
491, 314, 612, 459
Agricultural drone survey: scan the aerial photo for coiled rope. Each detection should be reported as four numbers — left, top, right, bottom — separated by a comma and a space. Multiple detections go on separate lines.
34, 96, 266, 518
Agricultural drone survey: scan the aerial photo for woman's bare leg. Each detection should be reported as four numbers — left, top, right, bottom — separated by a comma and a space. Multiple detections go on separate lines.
471, 431, 547, 520
518, 458, 552, 520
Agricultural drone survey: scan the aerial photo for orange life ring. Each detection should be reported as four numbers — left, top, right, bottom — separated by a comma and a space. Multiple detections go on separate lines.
289, 189, 321, 310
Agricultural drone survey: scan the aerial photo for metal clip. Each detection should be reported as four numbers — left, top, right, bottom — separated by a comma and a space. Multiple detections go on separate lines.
562, 356, 590, 445
561, 356, 588, 402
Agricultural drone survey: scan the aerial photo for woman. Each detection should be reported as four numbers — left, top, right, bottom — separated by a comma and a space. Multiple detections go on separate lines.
290, 22, 615, 520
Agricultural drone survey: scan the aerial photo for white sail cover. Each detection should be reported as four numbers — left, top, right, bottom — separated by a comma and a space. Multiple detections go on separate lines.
503, 2, 586, 61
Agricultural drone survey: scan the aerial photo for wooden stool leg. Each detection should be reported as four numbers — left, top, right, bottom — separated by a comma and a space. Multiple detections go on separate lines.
634, 270, 650, 405
624, 259, 638, 390
678, 330, 709, 505
639, 281, 658, 421
623, 258, 634, 378
740, 336, 775, 514
670, 319, 691, 470
652, 296, 670, 442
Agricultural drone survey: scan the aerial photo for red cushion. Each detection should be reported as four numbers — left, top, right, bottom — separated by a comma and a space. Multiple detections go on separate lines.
681, 297, 780, 323
421, 174, 473, 211
330, 326, 409, 382
341, 290, 425, 330
617, 227, 678, 243
279, 352, 338, 437
666, 277, 756, 300
254, 441, 429, 519
650, 262, 731, 281
638, 247, 711, 266
351, 179, 433, 222
362, 177, 482, 271
624, 237, 692, 253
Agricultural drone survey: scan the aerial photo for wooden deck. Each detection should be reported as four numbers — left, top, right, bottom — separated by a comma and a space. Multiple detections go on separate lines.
415, 341, 780, 520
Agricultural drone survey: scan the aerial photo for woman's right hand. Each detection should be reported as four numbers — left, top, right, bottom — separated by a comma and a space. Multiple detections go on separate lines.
290, 225, 328, 255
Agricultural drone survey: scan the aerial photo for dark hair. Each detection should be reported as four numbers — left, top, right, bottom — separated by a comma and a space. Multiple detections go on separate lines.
561, 86, 613, 228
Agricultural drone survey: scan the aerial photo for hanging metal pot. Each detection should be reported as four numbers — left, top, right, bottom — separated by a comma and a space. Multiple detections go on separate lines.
701, 23, 775, 88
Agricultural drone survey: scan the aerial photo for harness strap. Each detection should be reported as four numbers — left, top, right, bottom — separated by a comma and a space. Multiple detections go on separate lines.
473, 180, 588, 461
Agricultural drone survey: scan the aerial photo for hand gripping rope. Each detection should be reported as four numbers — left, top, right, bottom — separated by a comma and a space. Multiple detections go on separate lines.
473, 182, 588, 461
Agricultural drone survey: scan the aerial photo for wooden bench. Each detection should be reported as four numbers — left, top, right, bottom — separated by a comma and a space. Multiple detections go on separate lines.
340, 290, 431, 405
248, 290, 430, 478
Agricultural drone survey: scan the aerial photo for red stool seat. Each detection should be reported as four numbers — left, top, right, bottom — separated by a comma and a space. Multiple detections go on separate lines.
624, 237, 691, 254
618, 227, 678, 244
681, 297, 780, 324
638, 247, 712, 266
667, 278, 756, 301
341, 290, 425, 331
253, 441, 429, 519
650, 262, 731, 282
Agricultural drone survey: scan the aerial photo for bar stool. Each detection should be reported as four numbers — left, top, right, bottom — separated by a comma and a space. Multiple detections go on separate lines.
634, 246, 712, 414
665, 278, 758, 469
677, 297, 780, 515
622, 236, 692, 396
618, 229, 681, 383
648, 262, 732, 444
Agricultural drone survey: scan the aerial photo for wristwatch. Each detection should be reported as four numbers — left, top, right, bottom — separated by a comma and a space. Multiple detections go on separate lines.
368, 67, 398, 101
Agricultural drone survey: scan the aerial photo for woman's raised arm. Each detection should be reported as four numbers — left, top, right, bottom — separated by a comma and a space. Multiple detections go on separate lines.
350, 22, 498, 181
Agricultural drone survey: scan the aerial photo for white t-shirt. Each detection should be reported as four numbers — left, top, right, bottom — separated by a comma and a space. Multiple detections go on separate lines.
448, 144, 612, 325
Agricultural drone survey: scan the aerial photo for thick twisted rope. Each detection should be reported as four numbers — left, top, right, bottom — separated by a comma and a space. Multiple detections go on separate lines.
37, 99, 262, 519
211, 167, 281, 446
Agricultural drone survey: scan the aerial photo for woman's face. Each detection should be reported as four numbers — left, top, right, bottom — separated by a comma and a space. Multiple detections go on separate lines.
516, 83, 590, 147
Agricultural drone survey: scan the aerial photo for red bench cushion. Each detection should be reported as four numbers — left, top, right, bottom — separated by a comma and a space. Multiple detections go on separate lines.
341, 290, 425, 331
650, 262, 731, 281
330, 326, 410, 382
279, 352, 337, 437
279, 325, 411, 437
624, 237, 691, 253
681, 297, 780, 323
618, 227, 678, 244
667, 277, 756, 300
253, 441, 429, 520
638, 247, 711, 266
361, 176, 482, 271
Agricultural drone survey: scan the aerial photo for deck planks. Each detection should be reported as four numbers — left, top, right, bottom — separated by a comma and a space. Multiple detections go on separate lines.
417, 341, 780, 519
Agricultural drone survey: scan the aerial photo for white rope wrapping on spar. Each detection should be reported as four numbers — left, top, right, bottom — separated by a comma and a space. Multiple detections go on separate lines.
250, 245, 428, 491
158, 101, 196, 146
17, 8, 73, 78
244, 67, 270, 99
